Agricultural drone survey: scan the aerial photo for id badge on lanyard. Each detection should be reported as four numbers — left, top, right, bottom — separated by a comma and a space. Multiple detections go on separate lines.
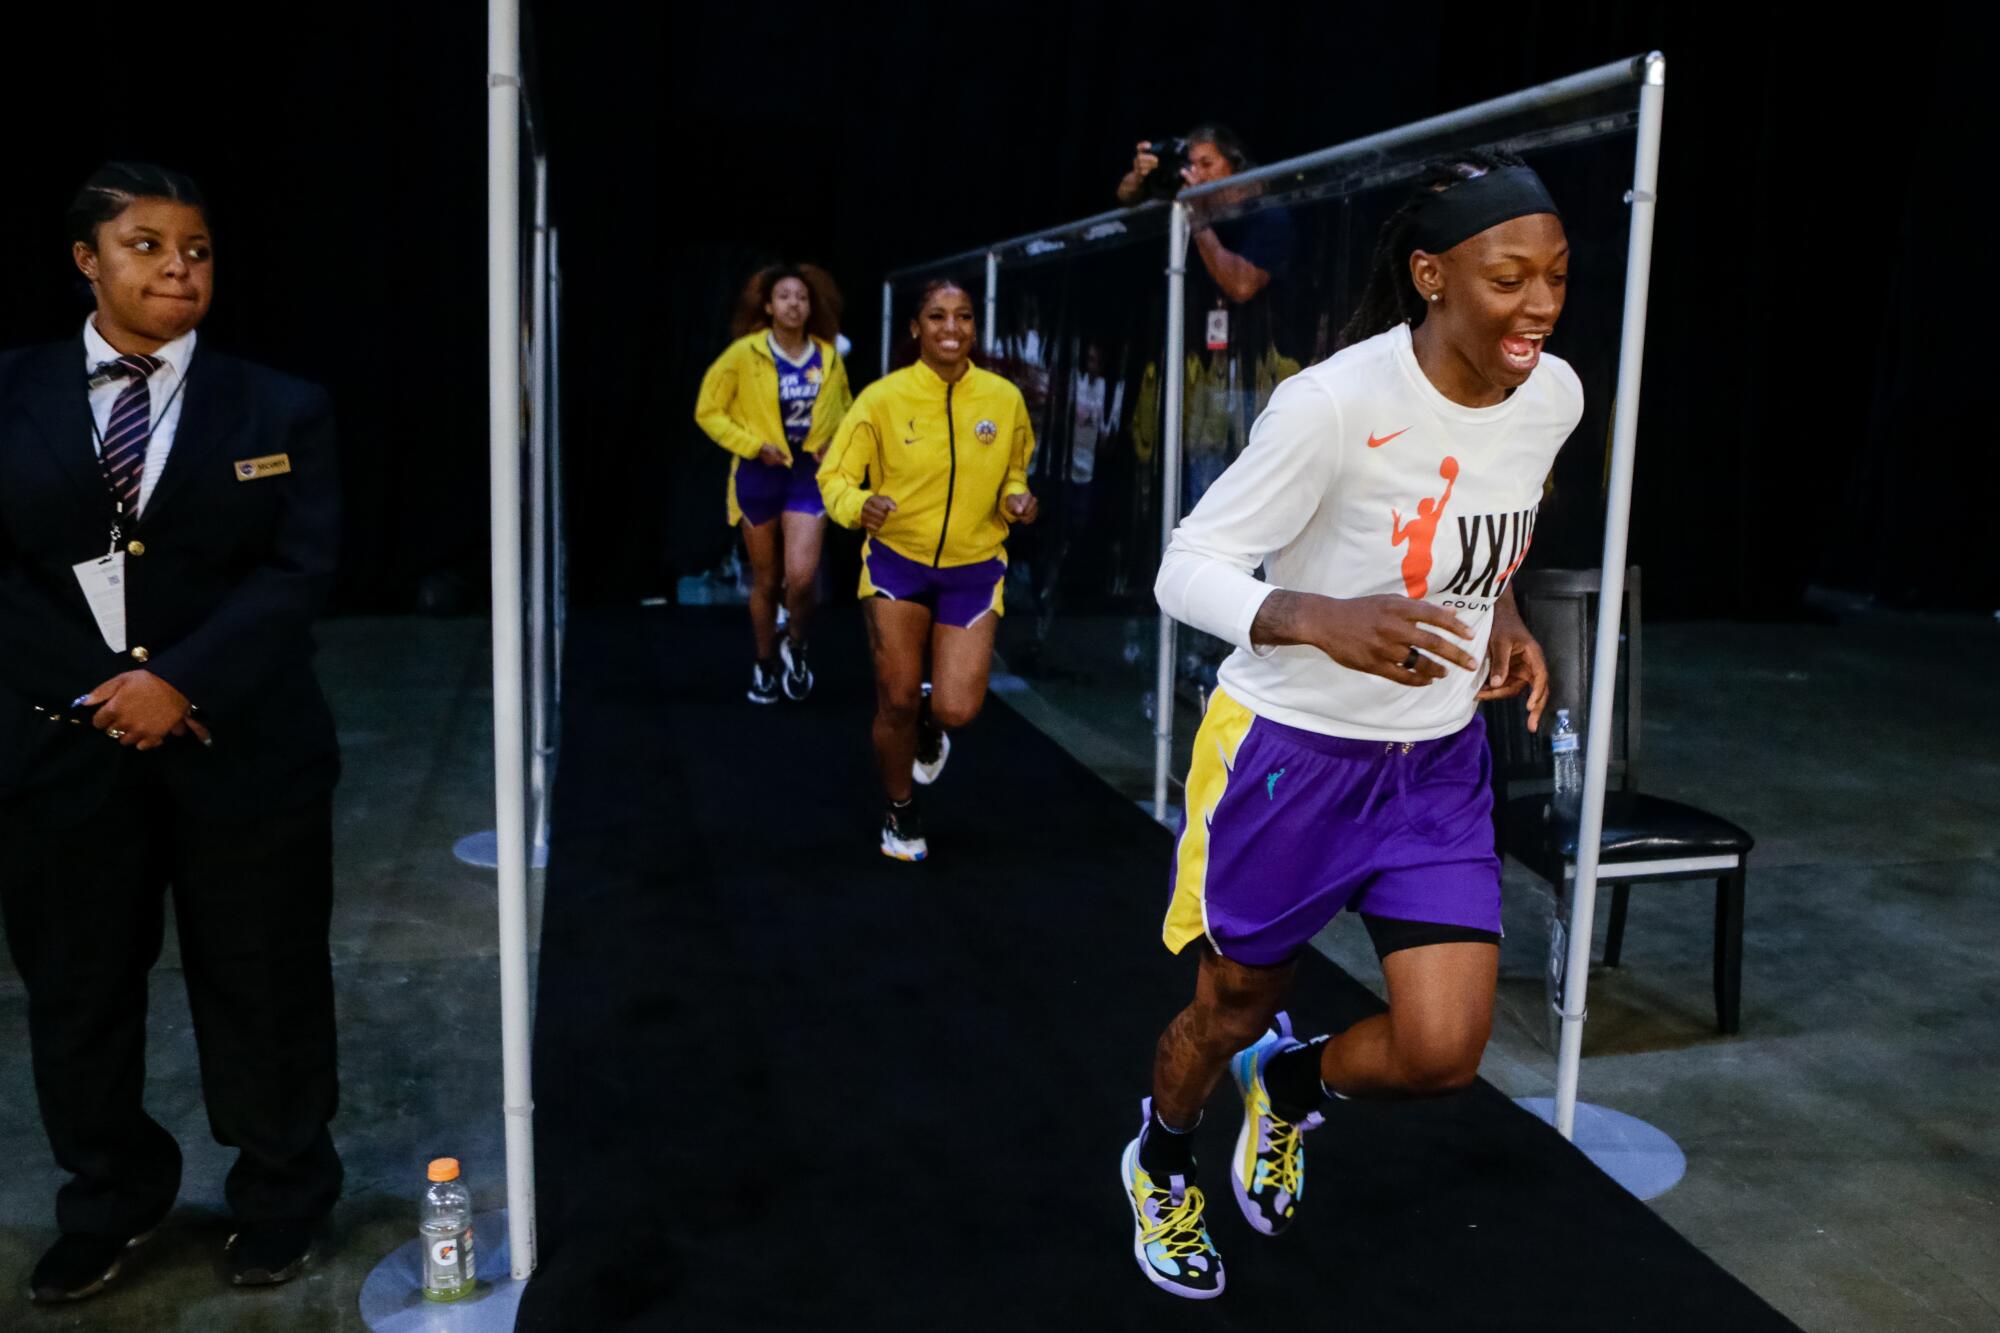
71, 550, 127, 654
1206, 307, 1230, 352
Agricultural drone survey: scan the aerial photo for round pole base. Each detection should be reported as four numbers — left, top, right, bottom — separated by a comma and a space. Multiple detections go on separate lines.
1514, 1098, 1686, 1200
454, 831, 548, 869
359, 1209, 529, 1330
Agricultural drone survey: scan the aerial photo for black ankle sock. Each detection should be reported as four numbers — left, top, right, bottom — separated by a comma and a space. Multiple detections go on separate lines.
1262, 1035, 1333, 1122
1138, 1107, 1199, 1177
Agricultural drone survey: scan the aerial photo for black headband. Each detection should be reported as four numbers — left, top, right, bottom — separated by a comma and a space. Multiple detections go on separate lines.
1408, 165, 1561, 255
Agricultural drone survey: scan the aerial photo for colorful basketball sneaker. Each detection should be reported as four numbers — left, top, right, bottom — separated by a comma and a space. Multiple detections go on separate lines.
880, 800, 927, 862
1120, 1099, 1224, 1300
1229, 1011, 1323, 1236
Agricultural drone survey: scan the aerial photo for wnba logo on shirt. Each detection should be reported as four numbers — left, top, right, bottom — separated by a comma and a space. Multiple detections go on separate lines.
1389, 457, 1458, 598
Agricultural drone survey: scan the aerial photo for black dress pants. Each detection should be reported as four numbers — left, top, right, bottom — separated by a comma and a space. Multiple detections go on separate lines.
0, 761, 341, 1238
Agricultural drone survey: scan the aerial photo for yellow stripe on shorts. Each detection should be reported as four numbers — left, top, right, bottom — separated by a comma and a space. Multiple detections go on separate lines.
1163, 688, 1257, 956
856, 537, 884, 600
987, 553, 1007, 619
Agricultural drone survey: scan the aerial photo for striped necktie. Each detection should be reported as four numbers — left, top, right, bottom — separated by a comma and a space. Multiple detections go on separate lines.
98, 354, 167, 519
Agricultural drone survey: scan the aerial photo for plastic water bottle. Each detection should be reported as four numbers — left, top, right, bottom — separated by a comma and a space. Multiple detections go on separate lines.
1550, 708, 1581, 812
420, 1158, 476, 1302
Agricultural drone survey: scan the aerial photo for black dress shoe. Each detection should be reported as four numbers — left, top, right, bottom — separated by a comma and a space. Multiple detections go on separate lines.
225, 1220, 316, 1287
28, 1228, 155, 1303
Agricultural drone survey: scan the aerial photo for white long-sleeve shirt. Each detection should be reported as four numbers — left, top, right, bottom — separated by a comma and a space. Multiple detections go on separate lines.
1155, 323, 1583, 742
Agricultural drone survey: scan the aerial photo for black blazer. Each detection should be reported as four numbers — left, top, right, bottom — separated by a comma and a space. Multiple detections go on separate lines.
0, 337, 341, 821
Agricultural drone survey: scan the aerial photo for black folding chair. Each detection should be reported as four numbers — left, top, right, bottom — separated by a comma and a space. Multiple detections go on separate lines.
1483, 567, 1755, 1034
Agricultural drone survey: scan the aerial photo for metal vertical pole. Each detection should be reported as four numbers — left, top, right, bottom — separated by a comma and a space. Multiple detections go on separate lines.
880, 281, 893, 378
487, 0, 537, 1279
1153, 203, 1190, 821
983, 251, 998, 357
528, 155, 551, 853
1553, 52, 1666, 1141
549, 226, 565, 710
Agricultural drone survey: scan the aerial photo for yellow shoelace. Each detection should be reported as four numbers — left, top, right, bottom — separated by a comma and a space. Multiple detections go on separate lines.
1257, 1114, 1305, 1197
1138, 1180, 1213, 1259
1249, 1086, 1306, 1197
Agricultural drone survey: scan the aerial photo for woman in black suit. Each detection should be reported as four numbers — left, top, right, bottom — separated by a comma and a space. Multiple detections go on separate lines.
0, 162, 343, 1302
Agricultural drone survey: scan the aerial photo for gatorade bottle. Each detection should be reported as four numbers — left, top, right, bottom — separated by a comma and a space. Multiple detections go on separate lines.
421, 1158, 476, 1302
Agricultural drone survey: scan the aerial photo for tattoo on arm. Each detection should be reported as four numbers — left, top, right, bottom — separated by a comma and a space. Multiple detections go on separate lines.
1249, 589, 1316, 649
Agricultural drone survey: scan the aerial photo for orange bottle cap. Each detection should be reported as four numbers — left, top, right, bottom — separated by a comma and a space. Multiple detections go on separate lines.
428, 1158, 461, 1182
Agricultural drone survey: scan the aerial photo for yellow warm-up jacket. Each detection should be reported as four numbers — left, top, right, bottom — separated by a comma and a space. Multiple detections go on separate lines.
693, 331, 852, 525
819, 359, 1036, 568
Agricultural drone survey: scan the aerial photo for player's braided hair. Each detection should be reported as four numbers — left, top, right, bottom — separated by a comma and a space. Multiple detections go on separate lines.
1336, 148, 1527, 350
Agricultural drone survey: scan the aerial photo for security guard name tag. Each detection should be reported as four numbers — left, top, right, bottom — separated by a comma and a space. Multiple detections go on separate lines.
234, 453, 291, 480
71, 552, 128, 654
1206, 308, 1230, 351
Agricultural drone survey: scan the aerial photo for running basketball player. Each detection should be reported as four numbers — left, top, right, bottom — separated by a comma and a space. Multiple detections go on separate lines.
1121, 151, 1576, 1299
819, 278, 1037, 861
695, 265, 851, 703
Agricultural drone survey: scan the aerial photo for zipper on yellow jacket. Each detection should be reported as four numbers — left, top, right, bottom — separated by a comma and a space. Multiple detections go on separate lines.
818, 359, 1036, 568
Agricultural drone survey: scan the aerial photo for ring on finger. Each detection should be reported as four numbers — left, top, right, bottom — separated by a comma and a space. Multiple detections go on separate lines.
1400, 647, 1421, 672
106, 727, 126, 740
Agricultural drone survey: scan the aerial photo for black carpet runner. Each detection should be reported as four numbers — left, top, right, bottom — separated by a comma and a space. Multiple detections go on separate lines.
516, 605, 1798, 1332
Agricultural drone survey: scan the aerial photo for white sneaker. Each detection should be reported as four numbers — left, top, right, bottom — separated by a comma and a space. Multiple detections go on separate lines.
779, 638, 813, 702
913, 726, 951, 786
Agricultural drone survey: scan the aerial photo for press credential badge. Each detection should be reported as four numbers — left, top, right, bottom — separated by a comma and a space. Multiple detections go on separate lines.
1206, 308, 1230, 351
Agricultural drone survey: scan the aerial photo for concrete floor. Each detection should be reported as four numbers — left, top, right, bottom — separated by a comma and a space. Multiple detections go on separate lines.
2, 605, 1993, 1330
0, 617, 522, 1331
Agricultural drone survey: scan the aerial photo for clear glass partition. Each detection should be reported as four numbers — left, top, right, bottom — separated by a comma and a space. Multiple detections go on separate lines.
885, 59, 1651, 818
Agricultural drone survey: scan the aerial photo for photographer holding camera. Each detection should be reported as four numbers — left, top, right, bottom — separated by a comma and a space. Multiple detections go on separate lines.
1116, 125, 1292, 315
1115, 124, 1294, 506
1117, 124, 1298, 697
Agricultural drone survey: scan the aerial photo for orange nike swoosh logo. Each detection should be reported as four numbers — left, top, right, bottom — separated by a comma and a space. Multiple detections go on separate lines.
1367, 428, 1410, 449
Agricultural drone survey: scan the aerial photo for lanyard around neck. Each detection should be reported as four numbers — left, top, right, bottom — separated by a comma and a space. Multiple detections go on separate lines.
86, 361, 193, 542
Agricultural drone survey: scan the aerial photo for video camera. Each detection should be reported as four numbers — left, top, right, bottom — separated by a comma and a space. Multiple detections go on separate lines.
1140, 137, 1190, 201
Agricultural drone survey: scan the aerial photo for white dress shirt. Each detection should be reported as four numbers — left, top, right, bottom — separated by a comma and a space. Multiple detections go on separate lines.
82, 317, 198, 517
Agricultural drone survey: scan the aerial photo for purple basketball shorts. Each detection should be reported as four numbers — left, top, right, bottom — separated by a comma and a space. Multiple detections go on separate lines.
734, 449, 826, 527
859, 539, 1005, 629
1164, 689, 1502, 965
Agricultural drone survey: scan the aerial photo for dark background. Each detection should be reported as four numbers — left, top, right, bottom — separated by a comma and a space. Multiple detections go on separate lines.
1, 3, 1985, 619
